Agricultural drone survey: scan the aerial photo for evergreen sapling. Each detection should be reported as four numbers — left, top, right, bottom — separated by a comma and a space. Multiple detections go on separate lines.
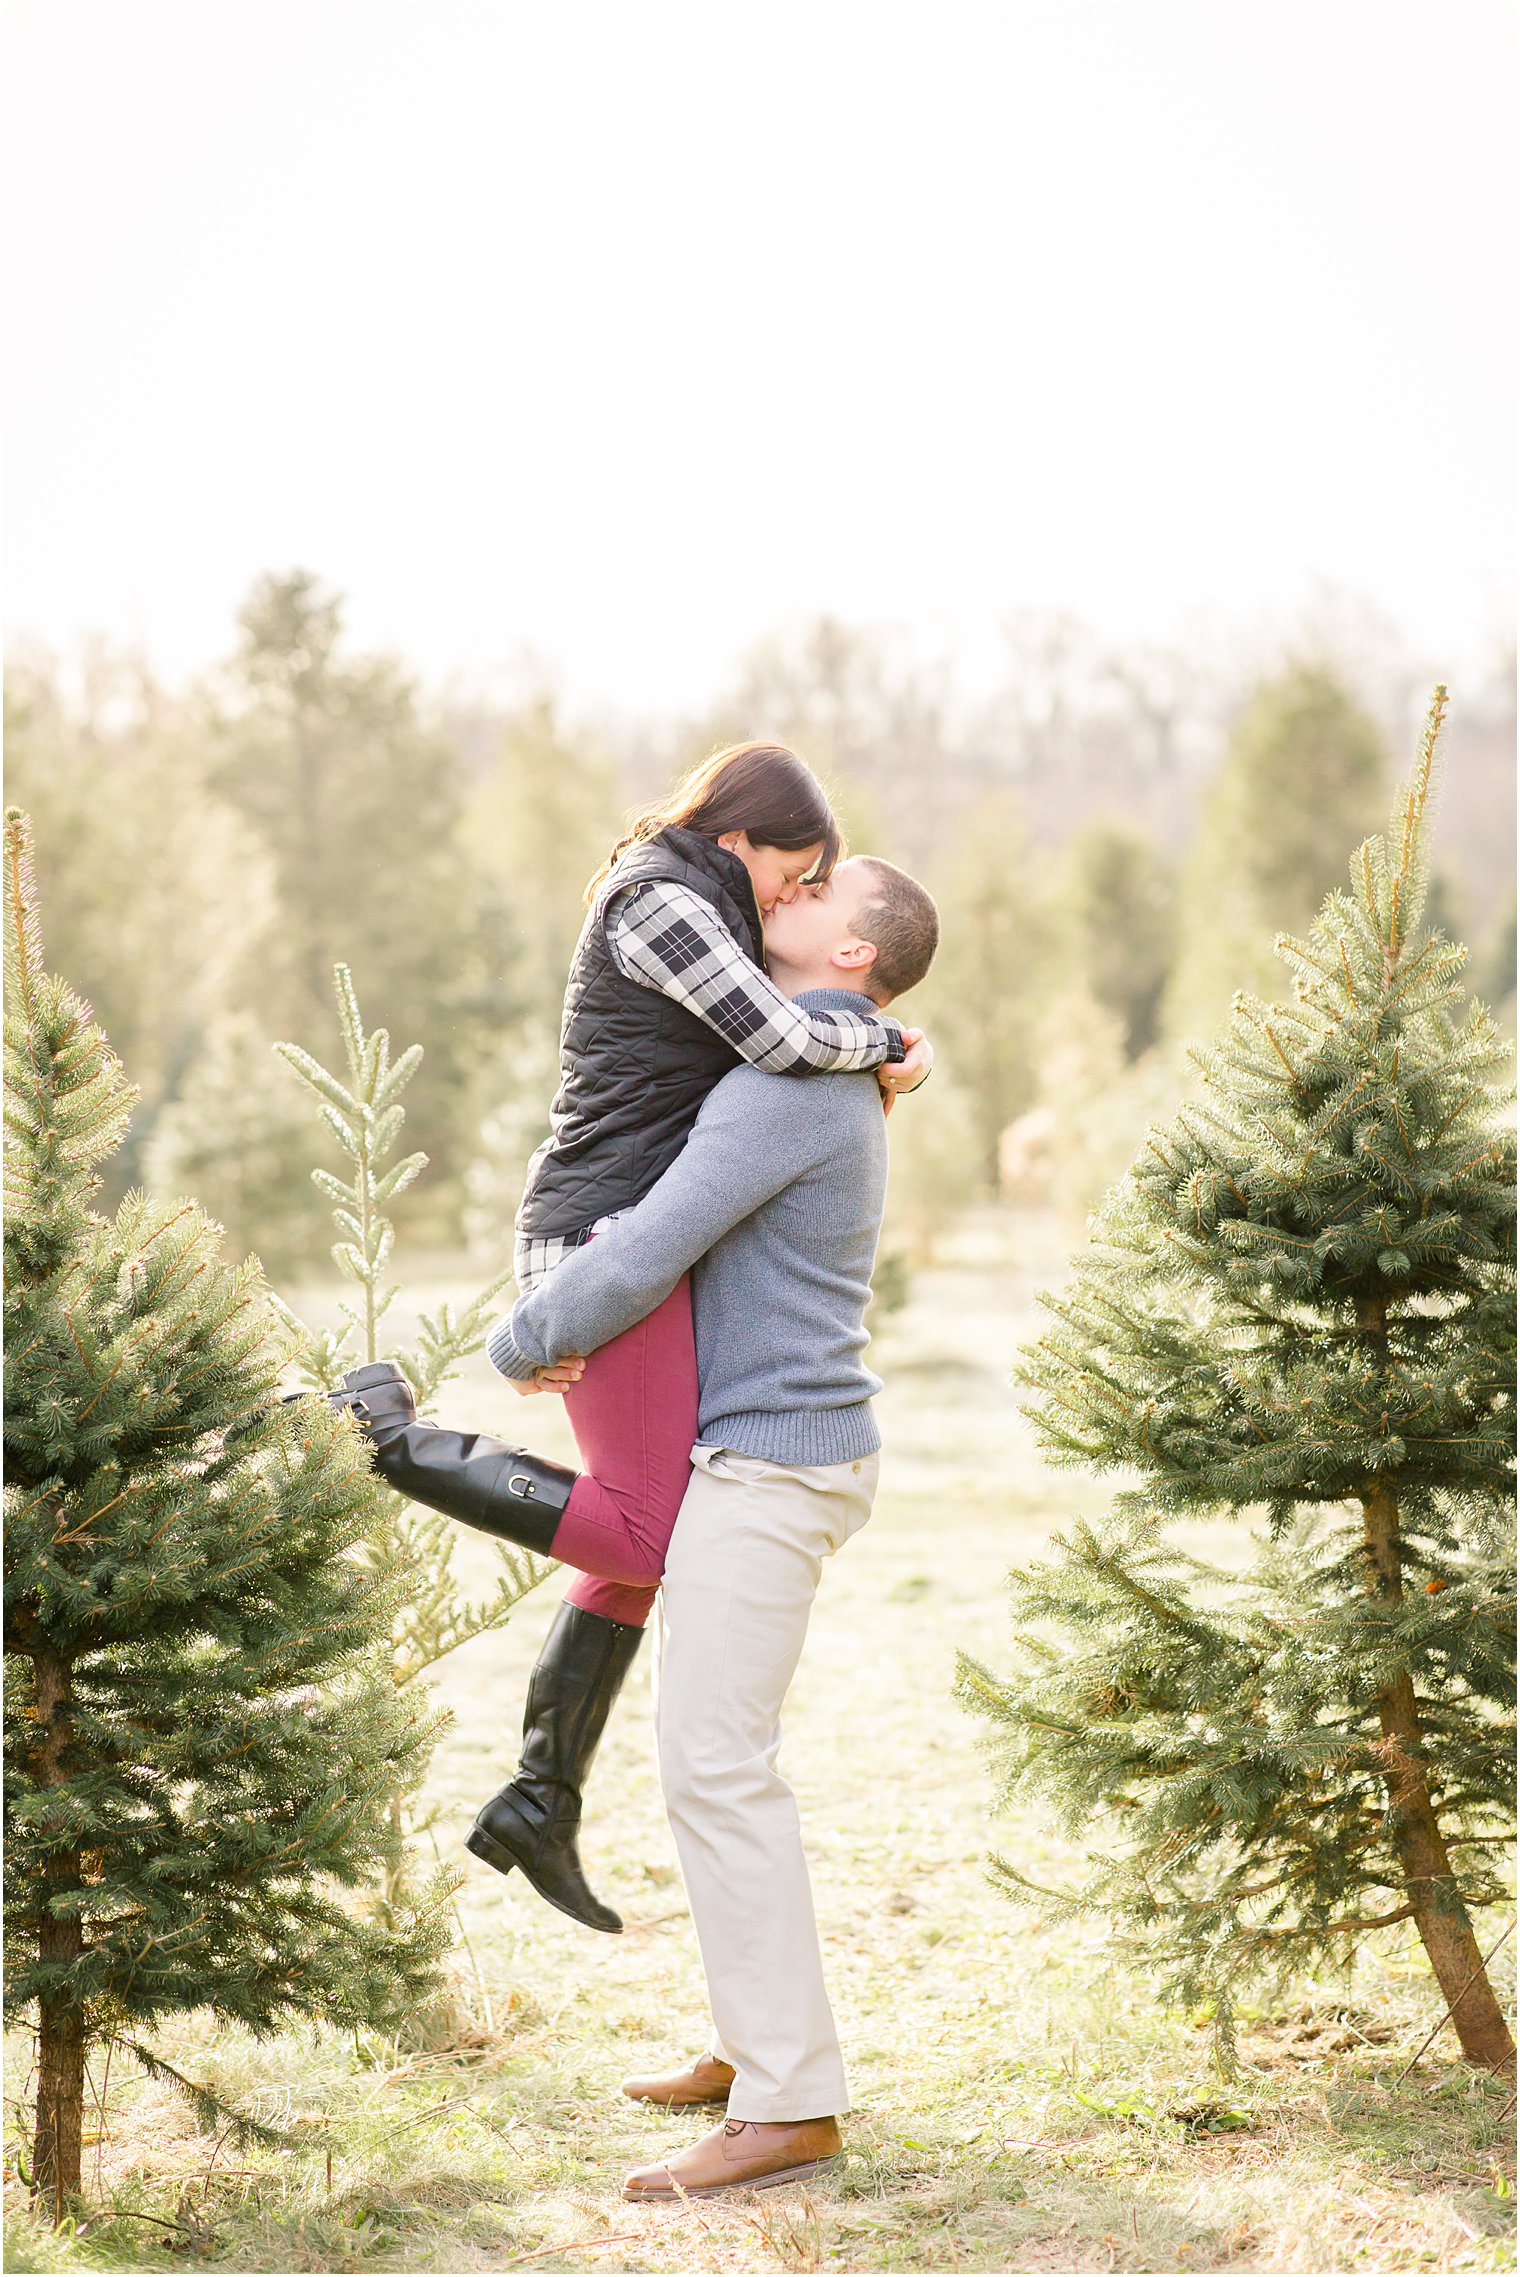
960, 691, 1516, 2073
275, 967, 553, 1884
2, 812, 450, 2220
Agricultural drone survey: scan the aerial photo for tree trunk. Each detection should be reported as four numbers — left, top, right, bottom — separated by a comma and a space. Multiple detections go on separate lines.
1360, 1465, 1516, 2075
34, 1977, 85, 2222
28, 1648, 87, 2218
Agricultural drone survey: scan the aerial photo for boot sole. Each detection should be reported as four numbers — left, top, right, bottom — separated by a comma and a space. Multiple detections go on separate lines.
465, 1823, 623, 1935
624, 2157, 831, 2200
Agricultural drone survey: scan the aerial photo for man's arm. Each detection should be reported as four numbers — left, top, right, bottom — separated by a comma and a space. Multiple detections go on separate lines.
485, 1070, 832, 1379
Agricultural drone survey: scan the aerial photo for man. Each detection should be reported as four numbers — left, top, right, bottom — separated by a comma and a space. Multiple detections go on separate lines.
486, 853, 940, 2200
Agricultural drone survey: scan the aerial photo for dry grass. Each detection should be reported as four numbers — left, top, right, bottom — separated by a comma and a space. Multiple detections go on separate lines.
5, 1208, 1514, 2274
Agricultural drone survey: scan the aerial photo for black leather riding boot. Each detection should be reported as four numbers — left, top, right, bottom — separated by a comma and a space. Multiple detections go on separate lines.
466, 1601, 645, 1934
329, 1360, 572, 1557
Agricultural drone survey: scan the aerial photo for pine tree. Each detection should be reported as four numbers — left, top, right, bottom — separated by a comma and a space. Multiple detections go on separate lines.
144, 1011, 334, 1275
920, 793, 1054, 1188
211, 570, 485, 1215
275, 966, 553, 1889
1164, 663, 1386, 1044
959, 691, 1516, 2073
3, 813, 450, 2220
3, 650, 248, 1203
1054, 820, 1177, 1059
461, 695, 622, 1048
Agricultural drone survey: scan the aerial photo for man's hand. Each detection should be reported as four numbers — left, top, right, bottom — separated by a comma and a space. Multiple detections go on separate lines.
510, 1355, 587, 1397
878, 1027, 934, 1113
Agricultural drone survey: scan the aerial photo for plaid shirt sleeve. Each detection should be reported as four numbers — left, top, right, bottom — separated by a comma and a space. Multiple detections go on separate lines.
607, 881, 906, 1073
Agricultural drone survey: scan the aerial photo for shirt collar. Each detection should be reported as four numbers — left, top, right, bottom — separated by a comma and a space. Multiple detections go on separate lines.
791, 985, 884, 1017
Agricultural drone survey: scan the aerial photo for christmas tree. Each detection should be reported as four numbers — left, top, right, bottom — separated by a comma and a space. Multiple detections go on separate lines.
274, 966, 554, 1901
3, 811, 450, 2219
960, 690, 1516, 2073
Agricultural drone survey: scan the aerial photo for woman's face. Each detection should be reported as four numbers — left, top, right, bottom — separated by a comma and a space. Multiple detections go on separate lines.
719, 832, 827, 919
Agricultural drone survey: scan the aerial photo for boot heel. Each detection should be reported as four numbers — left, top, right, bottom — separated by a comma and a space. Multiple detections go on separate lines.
467, 1803, 624, 1933
465, 1823, 519, 1878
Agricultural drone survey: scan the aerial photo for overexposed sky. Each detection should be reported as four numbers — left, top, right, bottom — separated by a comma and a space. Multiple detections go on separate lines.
4, 0, 1515, 710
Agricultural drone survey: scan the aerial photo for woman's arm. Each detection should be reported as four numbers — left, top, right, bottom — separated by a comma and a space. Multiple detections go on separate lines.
608, 879, 908, 1075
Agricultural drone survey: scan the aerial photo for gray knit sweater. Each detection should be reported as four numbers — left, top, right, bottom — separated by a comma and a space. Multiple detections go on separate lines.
485, 988, 889, 1466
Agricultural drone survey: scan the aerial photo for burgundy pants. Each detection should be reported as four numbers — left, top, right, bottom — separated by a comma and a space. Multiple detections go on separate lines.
547, 1271, 699, 1630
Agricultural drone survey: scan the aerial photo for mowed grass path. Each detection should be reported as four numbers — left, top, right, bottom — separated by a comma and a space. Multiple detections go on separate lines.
6, 1210, 1514, 2274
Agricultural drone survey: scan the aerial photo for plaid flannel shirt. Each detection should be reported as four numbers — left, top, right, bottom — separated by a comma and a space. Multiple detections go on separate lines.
513, 877, 906, 1291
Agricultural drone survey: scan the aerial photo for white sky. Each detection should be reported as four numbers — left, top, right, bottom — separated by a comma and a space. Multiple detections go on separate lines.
4, 0, 1515, 712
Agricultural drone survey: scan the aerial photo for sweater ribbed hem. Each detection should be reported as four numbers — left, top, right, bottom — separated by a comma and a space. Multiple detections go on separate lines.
486, 1315, 540, 1382
699, 1400, 880, 1469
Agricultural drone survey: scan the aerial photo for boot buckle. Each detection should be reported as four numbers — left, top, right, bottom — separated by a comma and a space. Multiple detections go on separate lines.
509, 1474, 537, 1499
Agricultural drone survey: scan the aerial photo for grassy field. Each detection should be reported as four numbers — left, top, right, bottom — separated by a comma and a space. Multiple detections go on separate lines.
5, 1208, 1515, 2275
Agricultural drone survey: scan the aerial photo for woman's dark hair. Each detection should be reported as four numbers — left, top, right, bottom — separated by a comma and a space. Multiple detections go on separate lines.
587, 742, 843, 902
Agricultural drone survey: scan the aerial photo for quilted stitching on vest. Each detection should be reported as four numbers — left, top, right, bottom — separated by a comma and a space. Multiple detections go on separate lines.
516, 828, 765, 1240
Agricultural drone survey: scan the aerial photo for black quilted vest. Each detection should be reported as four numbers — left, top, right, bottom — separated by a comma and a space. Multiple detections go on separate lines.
516, 826, 766, 1240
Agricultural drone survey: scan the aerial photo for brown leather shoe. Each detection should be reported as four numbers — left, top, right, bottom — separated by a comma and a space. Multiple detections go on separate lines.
623, 2114, 841, 2199
621, 2054, 736, 2108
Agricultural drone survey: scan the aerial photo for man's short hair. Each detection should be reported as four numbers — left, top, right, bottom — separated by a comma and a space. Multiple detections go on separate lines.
852, 858, 940, 1003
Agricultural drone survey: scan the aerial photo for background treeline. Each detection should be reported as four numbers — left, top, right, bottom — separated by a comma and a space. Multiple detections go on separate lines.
6, 571, 1514, 1292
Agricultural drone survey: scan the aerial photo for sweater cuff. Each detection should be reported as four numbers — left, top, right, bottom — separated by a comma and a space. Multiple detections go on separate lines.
882, 1020, 908, 1064
485, 1313, 542, 1382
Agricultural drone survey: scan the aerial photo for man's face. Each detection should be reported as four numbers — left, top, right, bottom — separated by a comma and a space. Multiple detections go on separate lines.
762, 857, 872, 980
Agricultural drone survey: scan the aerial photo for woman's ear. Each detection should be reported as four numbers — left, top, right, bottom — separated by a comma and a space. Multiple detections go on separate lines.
717, 829, 745, 853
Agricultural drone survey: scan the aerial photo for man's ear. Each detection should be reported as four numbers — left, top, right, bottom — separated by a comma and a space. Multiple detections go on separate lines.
831, 935, 879, 977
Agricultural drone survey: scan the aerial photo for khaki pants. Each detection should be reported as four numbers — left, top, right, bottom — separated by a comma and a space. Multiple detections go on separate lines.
653, 1441, 879, 2124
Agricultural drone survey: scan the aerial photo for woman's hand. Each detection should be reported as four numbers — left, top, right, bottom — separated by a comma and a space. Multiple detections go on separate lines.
510, 1355, 587, 1397
878, 1027, 934, 1114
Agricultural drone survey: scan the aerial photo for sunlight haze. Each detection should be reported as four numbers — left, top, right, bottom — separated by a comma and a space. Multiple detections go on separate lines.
5, 0, 1514, 707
